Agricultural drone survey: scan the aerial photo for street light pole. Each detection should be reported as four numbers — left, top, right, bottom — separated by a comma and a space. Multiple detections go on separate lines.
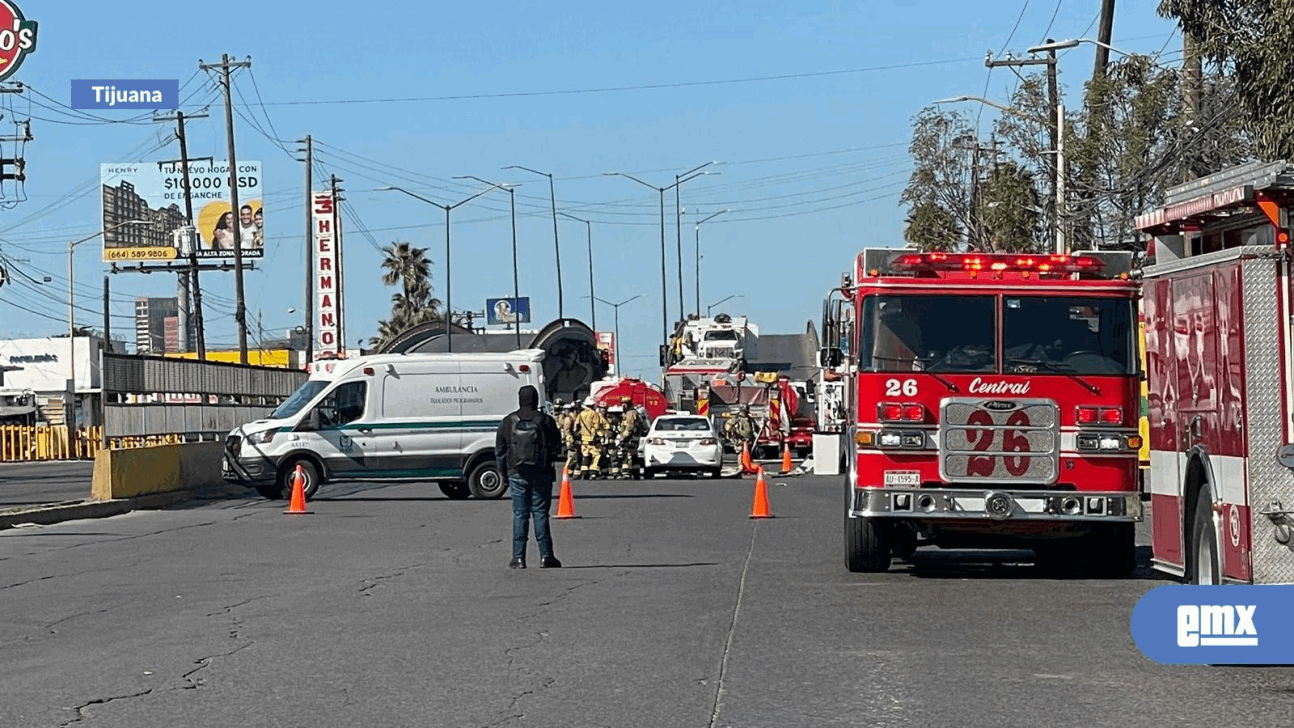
557, 212, 594, 330
68, 219, 147, 436
694, 209, 728, 316
504, 165, 563, 319
606, 166, 718, 346
707, 294, 743, 317
456, 175, 522, 346
591, 294, 642, 374
378, 183, 502, 353
673, 161, 717, 321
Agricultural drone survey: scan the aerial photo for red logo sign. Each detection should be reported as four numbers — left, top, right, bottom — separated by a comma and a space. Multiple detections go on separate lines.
0, 1, 35, 83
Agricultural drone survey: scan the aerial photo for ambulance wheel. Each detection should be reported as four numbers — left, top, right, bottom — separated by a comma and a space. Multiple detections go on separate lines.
255, 485, 283, 500
845, 514, 891, 573
467, 461, 506, 500
439, 481, 471, 500
277, 459, 321, 501
1190, 483, 1221, 585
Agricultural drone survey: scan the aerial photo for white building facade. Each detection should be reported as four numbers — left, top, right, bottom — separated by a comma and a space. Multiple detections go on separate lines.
0, 335, 120, 427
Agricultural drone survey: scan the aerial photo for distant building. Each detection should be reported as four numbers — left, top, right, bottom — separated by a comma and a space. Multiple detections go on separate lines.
135, 297, 178, 354
0, 334, 124, 427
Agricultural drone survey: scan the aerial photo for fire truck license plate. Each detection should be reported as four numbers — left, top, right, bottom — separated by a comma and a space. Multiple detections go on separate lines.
884, 471, 920, 486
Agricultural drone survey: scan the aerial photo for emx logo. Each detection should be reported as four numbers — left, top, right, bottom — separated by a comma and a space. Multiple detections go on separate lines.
1133, 586, 1291, 664
0, 1, 35, 83
1177, 605, 1257, 647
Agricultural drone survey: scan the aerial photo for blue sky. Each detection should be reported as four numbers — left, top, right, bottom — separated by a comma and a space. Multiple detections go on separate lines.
0, 0, 1182, 378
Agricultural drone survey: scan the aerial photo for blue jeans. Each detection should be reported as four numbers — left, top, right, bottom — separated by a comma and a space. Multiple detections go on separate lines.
510, 472, 555, 561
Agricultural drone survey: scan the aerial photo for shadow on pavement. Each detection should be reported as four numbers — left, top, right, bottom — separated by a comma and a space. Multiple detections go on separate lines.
562, 562, 720, 569
895, 545, 1163, 581
571, 494, 695, 499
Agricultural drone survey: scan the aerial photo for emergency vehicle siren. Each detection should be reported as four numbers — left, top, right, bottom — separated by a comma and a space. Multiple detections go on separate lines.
556, 467, 579, 519
285, 464, 312, 515
750, 466, 772, 519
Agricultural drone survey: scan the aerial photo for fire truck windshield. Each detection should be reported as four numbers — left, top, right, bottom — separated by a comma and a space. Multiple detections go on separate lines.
861, 295, 996, 373
1003, 296, 1135, 375
859, 294, 1135, 376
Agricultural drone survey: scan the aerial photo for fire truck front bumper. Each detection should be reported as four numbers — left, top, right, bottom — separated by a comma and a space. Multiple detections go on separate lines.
849, 488, 1143, 523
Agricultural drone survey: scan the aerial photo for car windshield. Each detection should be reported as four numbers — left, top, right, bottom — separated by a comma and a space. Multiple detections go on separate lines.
705, 331, 739, 341
861, 295, 997, 373
1003, 296, 1136, 375
270, 380, 328, 420
655, 418, 712, 432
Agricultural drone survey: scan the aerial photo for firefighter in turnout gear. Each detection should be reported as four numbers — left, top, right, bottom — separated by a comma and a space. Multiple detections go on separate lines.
562, 401, 582, 474
724, 404, 758, 453
576, 398, 610, 478
552, 398, 571, 469
612, 395, 645, 479
605, 405, 625, 477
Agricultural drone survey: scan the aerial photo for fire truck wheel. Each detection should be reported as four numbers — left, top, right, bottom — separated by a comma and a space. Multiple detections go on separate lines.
890, 525, 918, 560
1190, 484, 1221, 585
845, 514, 892, 573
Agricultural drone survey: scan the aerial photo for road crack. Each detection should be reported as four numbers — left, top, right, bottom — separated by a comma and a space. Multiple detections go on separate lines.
60, 689, 154, 727
709, 521, 759, 728
357, 564, 425, 596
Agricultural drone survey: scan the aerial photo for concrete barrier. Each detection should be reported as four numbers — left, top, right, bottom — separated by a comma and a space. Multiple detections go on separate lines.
91, 442, 225, 500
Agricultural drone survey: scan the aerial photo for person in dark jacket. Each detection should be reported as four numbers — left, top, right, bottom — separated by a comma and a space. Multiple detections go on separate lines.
496, 385, 564, 569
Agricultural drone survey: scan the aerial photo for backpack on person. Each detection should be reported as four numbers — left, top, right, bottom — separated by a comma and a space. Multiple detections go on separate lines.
510, 411, 549, 469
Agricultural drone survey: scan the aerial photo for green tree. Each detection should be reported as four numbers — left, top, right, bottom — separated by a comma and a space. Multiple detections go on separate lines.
1159, 0, 1294, 159
903, 201, 962, 250
976, 161, 1043, 253
900, 107, 977, 249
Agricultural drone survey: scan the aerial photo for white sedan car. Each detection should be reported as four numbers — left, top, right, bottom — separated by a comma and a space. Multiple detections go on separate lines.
641, 415, 723, 478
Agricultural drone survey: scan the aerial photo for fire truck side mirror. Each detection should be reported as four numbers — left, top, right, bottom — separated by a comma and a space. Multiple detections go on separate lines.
659, 344, 668, 367
820, 348, 843, 368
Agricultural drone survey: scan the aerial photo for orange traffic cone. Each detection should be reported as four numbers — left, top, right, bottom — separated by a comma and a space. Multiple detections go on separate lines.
556, 468, 579, 519
750, 466, 772, 519
780, 443, 794, 474
285, 464, 312, 515
739, 442, 754, 474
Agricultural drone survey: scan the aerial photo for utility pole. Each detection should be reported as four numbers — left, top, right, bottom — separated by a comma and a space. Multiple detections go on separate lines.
1094, 0, 1117, 78
200, 54, 252, 364
154, 109, 211, 359
987, 51, 1061, 251
1182, 32, 1203, 182
331, 174, 346, 355
300, 135, 314, 364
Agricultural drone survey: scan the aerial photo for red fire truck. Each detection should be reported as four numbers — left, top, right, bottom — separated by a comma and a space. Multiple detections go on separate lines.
1136, 161, 1294, 585
822, 248, 1143, 574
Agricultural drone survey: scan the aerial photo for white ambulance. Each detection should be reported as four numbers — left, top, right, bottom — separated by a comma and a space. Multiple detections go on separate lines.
222, 350, 548, 501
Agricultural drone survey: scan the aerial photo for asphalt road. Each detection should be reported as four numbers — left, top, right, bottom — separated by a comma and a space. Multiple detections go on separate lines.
2, 473, 1292, 728
0, 461, 95, 508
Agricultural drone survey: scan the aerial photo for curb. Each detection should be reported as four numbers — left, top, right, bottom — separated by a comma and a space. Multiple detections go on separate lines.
0, 484, 246, 531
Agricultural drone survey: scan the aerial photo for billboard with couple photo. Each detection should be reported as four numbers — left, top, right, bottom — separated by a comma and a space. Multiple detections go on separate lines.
100, 160, 264, 262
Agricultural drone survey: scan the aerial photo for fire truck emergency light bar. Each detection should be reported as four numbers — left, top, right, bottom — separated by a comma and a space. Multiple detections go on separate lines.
860, 249, 1134, 279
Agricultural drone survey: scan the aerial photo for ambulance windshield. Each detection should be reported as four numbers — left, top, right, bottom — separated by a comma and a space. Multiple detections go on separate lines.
271, 380, 329, 420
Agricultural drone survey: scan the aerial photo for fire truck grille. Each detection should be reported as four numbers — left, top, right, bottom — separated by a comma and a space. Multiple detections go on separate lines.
938, 398, 1060, 485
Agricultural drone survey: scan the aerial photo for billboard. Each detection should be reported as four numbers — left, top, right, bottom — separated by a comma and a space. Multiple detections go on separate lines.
596, 331, 616, 374
487, 297, 530, 326
100, 161, 263, 262
312, 191, 341, 357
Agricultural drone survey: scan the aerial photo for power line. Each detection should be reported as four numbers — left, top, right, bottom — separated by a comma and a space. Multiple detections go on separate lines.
256, 57, 982, 106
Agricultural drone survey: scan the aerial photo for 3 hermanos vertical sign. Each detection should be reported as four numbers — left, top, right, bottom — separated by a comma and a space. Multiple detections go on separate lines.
0, 2, 36, 83
312, 191, 340, 357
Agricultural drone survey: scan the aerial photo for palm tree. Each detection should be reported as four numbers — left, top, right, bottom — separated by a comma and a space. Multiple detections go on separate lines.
371, 242, 446, 348
380, 242, 441, 315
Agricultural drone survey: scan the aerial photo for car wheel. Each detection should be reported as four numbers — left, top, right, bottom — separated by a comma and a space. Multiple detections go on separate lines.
278, 459, 321, 501
439, 481, 471, 500
467, 461, 506, 499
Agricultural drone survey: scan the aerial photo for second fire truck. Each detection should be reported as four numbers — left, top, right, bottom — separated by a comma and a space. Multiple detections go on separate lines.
822, 248, 1143, 574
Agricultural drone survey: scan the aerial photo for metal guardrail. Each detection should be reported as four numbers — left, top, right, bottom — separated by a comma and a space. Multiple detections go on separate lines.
102, 352, 308, 440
